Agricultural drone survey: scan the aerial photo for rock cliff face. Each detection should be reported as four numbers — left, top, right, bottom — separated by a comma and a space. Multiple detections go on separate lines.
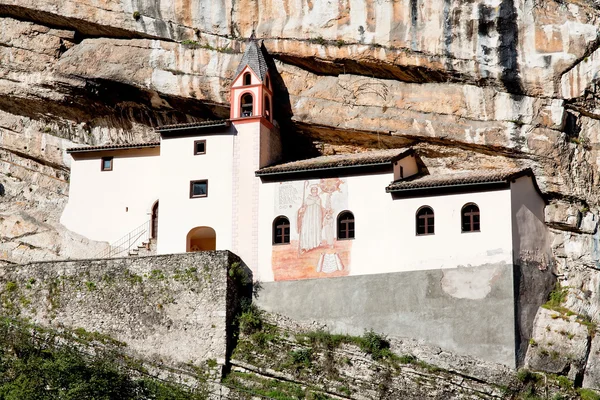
2, 0, 600, 390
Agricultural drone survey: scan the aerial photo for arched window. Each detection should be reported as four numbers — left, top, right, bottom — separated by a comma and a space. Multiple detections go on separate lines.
265, 75, 270, 89
244, 72, 251, 86
241, 93, 253, 117
462, 203, 480, 232
416, 206, 434, 235
337, 211, 355, 240
264, 95, 271, 120
273, 216, 290, 244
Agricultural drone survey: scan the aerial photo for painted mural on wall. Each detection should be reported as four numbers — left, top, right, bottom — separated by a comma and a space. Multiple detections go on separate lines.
272, 178, 352, 281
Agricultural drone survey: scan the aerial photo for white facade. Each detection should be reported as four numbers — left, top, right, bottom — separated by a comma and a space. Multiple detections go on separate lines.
255, 172, 540, 282
157, 133, 235, 255
60, 39, 550, 283
61, 147, 160, 248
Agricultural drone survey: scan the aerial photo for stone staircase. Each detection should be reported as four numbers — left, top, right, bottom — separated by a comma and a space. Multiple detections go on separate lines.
128, 238, 157, 257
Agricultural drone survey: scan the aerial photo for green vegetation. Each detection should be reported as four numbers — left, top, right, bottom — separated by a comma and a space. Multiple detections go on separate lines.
335, 39, 346, 47
579, 388, 600, 400
132, 11, 140, 20
223, 371, 333, 400
85, 281, 96, 291
180, 40, 237, 54
541, 283, 598, 336
543, 283, 569, 313
310, 36, 327, 46
229, 262, 251, 286
0, 316, 208, 399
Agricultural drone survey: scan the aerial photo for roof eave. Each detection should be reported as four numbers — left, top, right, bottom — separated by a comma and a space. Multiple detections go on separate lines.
66, 143, 160, 154
157, 121, 231, 134
386, 179, 509, 194
256, 160, 394, 177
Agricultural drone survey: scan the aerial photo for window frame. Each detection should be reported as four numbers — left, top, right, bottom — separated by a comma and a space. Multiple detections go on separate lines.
272, 216, 290, 245
416, 206, 435, 236
101, 156, 113, 171
243, 72, 252, 86
193, 140, 206, 155
337, 211, 355, 240
461, 203, 481, 233
189, 180, 208, 199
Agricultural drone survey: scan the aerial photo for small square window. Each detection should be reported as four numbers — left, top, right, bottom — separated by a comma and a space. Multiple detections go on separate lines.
194, 140, 206, 155
101, 157, 113, 171
190, 180, 208, 198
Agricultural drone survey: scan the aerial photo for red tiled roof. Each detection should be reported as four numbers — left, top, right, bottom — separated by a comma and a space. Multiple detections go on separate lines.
386, 168, 532, 192
66, 142, 160, 154
256, 148, 412, 176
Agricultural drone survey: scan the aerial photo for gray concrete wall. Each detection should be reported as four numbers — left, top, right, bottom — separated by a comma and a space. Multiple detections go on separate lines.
256, 263, 517, 367
0, 251, 251, 371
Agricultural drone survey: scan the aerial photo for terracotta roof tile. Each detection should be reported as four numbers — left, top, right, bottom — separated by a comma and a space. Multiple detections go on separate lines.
66, 142, 160, 153
386, 168, 532, 192
256, 148, 412, 176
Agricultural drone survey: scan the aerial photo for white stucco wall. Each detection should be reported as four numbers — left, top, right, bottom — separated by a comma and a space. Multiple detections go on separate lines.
60, 148, 160, 246
393, 154, 418, 180
257, 172, 515, 282
156, 134, 234, 255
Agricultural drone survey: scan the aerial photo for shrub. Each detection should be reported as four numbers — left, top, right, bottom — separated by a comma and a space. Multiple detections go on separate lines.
237, 301, 263, 335
132, 11, 140, 20
516, 368, 542, 384
358, 330, 391, 360
288, 348, 312, 369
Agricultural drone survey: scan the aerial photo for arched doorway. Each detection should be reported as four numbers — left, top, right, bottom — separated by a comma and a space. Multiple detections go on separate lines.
186, 227, 216, 252
151, 201, 159, 239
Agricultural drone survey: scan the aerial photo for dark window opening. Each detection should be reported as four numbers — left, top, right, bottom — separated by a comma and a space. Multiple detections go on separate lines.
241, 93, 253, 117
244, 72, 251, 86
273, 216, 290, 244
265, 75, 270, 89
194, 140, 206, 155
264, 95, 271, 120
101, 157, 113, 171
190, 180, 208, 198
416, 206, 434, 235
151, 201, 159, 239
337, 211, 355, 240
462, 203, 480, 232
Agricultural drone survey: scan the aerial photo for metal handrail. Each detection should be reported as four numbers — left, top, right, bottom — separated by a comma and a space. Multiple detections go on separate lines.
95, 220, 151, 258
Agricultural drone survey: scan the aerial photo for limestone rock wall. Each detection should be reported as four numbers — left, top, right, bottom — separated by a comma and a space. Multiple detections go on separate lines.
2, 0, 600, 387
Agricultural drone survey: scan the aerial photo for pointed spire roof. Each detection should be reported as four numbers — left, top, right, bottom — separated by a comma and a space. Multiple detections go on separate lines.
234, 31, 269, 82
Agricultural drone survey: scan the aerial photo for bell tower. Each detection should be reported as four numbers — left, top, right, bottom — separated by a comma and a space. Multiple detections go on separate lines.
229, 33, 274, 134
230, 34, 280, 277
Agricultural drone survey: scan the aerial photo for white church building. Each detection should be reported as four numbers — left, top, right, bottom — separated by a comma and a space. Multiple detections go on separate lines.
60, 37, 551, 284
60, 37, 555, 367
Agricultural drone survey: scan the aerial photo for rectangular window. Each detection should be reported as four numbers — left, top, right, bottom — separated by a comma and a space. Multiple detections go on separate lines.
194, 140, 206, 155
190, 180, 208, 198
101, 157, 113, 171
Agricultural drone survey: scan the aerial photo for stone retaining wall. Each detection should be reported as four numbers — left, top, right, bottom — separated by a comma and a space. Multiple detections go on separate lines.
0, 251, 251, 371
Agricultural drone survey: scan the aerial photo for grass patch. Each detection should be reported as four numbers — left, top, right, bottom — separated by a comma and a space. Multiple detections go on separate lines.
579, 388, 600, 400
542, 283, 568, 313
